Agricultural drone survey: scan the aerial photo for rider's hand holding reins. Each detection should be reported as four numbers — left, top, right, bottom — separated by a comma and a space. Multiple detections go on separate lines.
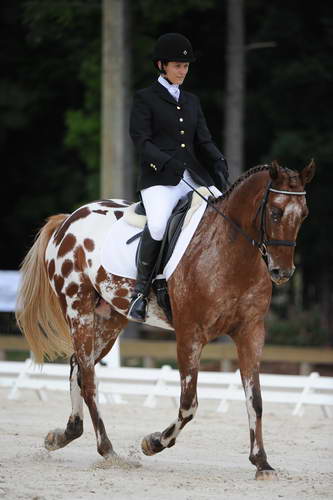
211, 157, 230, 192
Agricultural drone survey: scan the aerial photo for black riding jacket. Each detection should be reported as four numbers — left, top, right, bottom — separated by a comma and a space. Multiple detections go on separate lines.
129, 81, 228, 191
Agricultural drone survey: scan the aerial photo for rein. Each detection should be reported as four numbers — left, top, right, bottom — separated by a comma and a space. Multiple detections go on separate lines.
181, 177, 306, 258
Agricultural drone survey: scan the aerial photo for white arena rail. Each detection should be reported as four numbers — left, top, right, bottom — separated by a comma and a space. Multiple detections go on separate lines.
0, 360, 332, 417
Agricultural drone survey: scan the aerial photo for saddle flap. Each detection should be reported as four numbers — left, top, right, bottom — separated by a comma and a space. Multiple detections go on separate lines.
155, 191, 194, 274
159, 187, 211, 269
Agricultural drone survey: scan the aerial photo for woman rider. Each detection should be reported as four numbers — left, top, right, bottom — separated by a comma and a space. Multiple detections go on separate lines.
128, 33, 229, 322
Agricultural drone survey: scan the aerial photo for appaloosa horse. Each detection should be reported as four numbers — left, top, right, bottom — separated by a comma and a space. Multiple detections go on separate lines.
16, 161, 315, 479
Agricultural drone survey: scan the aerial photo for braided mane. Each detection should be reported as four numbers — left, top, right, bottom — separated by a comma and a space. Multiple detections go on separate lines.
217, 163, 297, 201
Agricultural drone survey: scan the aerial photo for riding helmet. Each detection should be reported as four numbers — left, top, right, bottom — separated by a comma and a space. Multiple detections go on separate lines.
152, 33, 196, 62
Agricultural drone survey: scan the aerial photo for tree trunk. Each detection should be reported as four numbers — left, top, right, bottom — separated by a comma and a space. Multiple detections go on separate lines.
101, 0, 134, 200
224, 0, 245, 181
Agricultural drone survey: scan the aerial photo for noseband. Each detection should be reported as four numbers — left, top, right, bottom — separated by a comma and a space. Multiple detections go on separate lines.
256, 182, 306, 257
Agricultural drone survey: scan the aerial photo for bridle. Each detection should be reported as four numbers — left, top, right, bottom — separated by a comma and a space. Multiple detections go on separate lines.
181, 177, 306, 260
255, 182, 306, 258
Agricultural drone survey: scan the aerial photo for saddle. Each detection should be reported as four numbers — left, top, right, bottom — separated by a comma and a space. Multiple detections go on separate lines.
126, 189, 209, 323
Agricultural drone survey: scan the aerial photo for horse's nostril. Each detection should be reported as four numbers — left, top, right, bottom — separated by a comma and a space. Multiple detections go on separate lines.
271, 268, 280, 278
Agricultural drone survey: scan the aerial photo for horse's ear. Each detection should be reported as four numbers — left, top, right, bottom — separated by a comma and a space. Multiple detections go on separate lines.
269, 160, 281, 180
301, 159, 316, 185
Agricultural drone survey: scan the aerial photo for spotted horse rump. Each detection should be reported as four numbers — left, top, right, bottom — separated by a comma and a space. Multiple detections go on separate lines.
16, 161, 316, 479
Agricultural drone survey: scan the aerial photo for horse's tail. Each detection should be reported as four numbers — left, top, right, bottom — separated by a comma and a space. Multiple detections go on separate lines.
16, 214, 74, 364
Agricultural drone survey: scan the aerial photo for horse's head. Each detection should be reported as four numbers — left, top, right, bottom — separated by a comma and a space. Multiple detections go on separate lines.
263, 160, 316, 285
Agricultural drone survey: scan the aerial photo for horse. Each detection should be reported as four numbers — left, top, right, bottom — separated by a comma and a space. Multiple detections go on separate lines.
16, 160, 315, 479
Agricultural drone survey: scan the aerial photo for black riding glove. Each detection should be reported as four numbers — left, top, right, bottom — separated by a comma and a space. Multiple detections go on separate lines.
212, 157, 229, 192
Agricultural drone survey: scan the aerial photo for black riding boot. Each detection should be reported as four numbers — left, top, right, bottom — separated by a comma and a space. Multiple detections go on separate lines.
127, 225, 161, 323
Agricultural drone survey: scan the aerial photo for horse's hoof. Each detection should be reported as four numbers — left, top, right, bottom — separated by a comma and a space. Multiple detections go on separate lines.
103, 449, 118, 460
141, 432, 164, 456
255, 469, 278, 480
44, 429, 66, 451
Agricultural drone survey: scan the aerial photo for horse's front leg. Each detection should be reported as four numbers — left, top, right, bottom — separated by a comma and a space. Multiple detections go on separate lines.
142, 337, 203, 455
235, 324, 278, 480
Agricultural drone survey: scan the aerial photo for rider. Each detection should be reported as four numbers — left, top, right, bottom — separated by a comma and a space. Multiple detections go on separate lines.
128, 32, 229, 322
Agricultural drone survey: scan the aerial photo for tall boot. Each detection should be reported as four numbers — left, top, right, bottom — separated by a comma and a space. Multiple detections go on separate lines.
127, 225, 161, 323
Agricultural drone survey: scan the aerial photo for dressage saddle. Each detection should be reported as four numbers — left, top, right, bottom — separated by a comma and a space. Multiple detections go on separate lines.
127, 191, 198, 323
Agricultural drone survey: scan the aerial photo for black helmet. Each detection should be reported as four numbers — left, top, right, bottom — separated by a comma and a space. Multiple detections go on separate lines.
152, 33, 196, 62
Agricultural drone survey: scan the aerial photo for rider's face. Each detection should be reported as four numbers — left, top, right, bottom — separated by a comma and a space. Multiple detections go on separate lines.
159, 61, 190, 85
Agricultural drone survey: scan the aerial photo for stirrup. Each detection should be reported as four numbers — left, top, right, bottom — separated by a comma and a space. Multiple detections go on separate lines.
127, 293, 148, 323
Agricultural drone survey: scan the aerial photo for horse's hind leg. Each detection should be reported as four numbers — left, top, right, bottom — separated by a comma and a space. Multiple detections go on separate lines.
235, 323, 277, 480
142, 336, 203, 455
72, 316, 111, 457
45, 354, 83, 451
74, 305, 127, 458
45, 283, 127, 458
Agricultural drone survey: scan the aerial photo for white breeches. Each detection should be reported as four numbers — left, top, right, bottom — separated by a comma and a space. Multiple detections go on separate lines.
140, 170, 221, 241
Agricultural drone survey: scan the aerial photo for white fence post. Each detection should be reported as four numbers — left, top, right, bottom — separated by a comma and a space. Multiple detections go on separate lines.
7, 358, 32, 400
292, 372, 319, 416
143, 365, 173, 408
217, 369, 240, 412
103, 338, 120, 368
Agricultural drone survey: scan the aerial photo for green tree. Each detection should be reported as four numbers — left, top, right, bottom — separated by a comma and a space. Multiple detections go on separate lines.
245, 1, 333, 336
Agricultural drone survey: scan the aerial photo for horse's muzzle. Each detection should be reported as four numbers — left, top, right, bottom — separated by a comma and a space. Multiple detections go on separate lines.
269, 266, 295, 285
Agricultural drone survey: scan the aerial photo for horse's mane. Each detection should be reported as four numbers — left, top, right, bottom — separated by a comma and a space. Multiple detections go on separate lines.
217, 163, 297, 201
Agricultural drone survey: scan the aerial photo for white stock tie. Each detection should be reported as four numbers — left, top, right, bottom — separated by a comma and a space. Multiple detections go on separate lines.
170, 86, 180, 102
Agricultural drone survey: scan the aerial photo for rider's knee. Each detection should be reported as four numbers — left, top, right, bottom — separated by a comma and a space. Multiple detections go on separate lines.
147, 221, 166, 241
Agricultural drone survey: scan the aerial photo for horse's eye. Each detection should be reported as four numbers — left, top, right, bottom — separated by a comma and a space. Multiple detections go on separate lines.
271, 207, 283, 223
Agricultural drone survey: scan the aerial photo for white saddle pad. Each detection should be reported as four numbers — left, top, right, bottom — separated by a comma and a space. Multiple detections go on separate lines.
100, 188, 213, 281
